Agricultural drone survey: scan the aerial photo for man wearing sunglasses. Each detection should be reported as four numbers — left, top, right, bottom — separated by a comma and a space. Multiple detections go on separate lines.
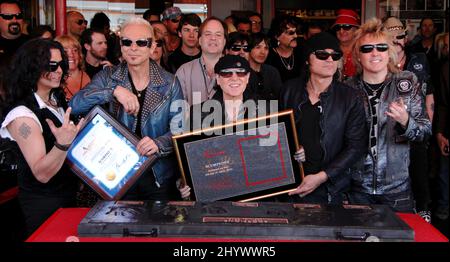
332, 9, 360, 80
384, 16, 435, 222
162, 6, 182, 54
346, 18, 431, 213
281, 32, 367, 205
70, 17, 184, 201
66, 11, 87, 42
0, 0, 29, 68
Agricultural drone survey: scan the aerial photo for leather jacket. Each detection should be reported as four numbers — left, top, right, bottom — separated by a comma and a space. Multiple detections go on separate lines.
70, 61, 184, 186
346, 71, 432, 195
281, 76, 368, 195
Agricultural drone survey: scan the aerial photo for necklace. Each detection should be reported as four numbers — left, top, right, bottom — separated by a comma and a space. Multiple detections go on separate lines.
275, 48, 294, 70
363, 80, 388, 97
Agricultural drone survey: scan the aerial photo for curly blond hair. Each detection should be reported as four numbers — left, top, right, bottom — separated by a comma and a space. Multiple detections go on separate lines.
351, 17, 400, 74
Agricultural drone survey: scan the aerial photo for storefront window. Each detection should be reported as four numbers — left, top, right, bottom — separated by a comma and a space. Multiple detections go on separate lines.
378, 0, 448, 38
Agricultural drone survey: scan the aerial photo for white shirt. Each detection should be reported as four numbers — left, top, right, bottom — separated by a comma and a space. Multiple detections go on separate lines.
0, 93, 65, 141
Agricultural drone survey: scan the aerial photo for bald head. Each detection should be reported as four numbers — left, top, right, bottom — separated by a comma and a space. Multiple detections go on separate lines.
66, 11, 87, 40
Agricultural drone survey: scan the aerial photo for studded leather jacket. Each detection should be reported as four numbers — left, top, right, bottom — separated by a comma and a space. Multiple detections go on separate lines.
346, 71, 432, 195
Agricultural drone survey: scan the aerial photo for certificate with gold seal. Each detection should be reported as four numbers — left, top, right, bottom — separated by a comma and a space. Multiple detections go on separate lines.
67, 106, 155, 200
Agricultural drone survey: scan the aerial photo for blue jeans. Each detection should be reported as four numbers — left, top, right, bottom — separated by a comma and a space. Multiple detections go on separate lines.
436, 155, 449, 208
348, 189, 415, 213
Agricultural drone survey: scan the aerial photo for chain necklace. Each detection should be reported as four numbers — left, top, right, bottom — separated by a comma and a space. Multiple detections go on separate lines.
363, 80, 389, 97
275, 48, 294, 70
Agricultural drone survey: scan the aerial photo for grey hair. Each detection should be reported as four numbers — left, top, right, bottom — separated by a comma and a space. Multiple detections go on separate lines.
120, 17, 154, 38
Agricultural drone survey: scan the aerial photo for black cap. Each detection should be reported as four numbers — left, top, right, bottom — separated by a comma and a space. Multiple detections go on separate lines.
214, 54, 251, 74
303, 32, 341, 59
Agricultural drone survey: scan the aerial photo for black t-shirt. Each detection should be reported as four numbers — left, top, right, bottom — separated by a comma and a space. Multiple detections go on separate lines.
363, 82, 385, 161
85, 62, 103, 79
298, 100, 323, 175
0, 34, 30, 67
266, 47, 303, 83
167, 47, 201, 73
248, 64, 283, 101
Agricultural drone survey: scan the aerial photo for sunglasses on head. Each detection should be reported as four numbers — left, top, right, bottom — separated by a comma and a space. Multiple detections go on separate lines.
334, 24, 355, 31
121, 38, 153, 47
230, 45, 250, 52
359, 43, 389, 53
0, 13, 23, 20
218, 69, 248, 78
155, 39, 164, 47
75, 19, 88, 26
49, 61, 64, 72
313, 50, 343, 61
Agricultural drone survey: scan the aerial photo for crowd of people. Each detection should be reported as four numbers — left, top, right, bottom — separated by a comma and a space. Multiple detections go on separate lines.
0, 0, 448, 241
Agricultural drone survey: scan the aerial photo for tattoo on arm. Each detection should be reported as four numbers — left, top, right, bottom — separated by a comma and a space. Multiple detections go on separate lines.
19, 123, 32, 139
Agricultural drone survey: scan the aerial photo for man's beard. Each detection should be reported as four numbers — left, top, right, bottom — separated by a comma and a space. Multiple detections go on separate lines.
91, 50, 107, 61
8, 22, 21, 35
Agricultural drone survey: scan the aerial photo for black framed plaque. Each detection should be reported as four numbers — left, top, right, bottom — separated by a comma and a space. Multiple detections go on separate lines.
173, 110, 304, 202
66, 106, 156, 200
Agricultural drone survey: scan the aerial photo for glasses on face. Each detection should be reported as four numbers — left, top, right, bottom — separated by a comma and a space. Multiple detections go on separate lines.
396, 34, 407, 40
313, 50, 343, 61
334, 24, 355, 31
359, 43, 389, 53
218, 69, 249, 78
49, 61, 64, 72
155, 39, 163, 47
120, 38, 153, 48
170, 18, 181, 23
0, 13, 23, 20
285, 30, 297, 36
75, 19, 88, 26
230, 45, 250, 52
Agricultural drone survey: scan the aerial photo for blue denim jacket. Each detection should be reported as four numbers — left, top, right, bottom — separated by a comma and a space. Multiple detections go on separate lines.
70, 61, 184, 185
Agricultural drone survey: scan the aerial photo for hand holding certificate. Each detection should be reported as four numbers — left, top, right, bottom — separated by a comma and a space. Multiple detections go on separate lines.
66, 106, 156, 200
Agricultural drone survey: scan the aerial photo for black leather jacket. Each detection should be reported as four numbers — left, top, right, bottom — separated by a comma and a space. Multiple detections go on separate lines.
281, 76, 368, 195
346, 71, 432, 195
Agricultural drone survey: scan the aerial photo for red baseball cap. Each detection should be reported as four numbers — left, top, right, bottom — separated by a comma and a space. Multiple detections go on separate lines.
333, 9, 360, 28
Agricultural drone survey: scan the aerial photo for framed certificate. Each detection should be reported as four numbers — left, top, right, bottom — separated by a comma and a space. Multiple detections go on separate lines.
173, 110, 304, 202
66, 106, 155, 200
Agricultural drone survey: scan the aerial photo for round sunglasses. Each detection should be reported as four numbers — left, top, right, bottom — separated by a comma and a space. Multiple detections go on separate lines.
313, 50, 343, 61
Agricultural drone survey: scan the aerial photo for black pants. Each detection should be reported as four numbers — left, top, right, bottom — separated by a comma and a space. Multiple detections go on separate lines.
19, 192, 75, 238
409, 141, 431, 211
123, 170, 179, 201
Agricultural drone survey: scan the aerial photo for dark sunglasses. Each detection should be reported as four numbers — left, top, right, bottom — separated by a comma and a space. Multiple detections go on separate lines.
120, 38, 153, 47
75, 19, 88, 26
396, 34, 407, 40
155, 39, 164, 47
218, 70, 249, 78
313, 50, 343, 61
334, 24, 355, 31
0, 13, 23, 20
285, 30, 298, 36
49, 61, 64, 72
359, 43, 389, 53
170, 18, 180, 23
230, 45, 250, 52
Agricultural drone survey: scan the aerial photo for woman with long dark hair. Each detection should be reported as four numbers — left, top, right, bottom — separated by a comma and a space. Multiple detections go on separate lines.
0, 38, 84, 236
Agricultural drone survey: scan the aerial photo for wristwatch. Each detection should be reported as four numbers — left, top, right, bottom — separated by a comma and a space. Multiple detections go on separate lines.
54, 141, 71, 151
